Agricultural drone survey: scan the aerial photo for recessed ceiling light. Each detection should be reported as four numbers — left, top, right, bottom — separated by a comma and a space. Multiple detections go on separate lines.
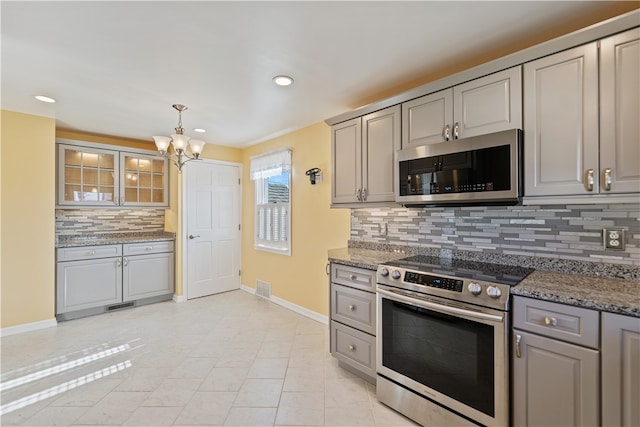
273, 75, 294, 87
34, 95, 56, 103
193, 128, 206, 133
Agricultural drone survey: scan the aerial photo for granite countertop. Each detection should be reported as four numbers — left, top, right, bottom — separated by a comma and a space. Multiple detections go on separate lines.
328, 246, 640, 318
512, 270, 639, 317
56, 231, 176, 248
327, 247, 409, 270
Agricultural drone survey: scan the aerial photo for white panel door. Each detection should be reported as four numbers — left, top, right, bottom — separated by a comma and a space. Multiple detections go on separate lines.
186, 161, 241, 299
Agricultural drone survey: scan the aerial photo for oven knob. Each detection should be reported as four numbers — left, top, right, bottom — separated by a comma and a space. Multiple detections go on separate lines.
487, 286, 502, 299
379, 267, 389, 277
468, 282, 482, 295
391, 270, 402, 280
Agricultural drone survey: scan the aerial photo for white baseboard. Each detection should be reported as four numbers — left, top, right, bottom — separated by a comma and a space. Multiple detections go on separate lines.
240, 284, 329, 325
173, 294, 186, 303
0, 318, 57, 338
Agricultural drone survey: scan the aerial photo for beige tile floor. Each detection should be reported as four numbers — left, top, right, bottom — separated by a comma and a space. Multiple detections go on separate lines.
0, 290, 418, 426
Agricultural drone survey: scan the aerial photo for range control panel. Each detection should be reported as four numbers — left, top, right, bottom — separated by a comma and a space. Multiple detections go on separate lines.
404, 271, 463, 292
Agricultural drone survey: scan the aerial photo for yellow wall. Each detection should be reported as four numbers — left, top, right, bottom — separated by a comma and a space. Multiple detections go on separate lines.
240, 122, 351, 316
1, 111, 56, 328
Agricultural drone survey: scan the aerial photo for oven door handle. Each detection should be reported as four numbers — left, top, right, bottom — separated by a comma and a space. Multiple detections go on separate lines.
377, 287, 504, 323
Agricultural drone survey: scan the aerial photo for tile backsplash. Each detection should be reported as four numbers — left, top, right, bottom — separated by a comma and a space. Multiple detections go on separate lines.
56, 208, 166, 236
351, 204, 640, 266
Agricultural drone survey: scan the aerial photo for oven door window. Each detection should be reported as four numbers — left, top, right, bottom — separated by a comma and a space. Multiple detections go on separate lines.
381, 298, 495, 417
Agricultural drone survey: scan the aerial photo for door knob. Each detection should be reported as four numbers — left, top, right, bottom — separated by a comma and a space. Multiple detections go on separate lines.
189, 234, 200, 240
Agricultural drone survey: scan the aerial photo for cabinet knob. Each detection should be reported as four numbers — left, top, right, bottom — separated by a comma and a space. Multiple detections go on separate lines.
544, 316, 558, 327
585, 169, 595, 191
603, 168, 612, 191
348, 344, 356, 352
348, 304, 356, 311
349, 274, 357, 281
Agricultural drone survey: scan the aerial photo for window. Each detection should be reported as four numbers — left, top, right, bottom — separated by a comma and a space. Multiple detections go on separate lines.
250, 149, 291, 255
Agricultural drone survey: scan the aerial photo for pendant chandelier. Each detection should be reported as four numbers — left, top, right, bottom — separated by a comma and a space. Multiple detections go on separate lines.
153, 104, 205, 173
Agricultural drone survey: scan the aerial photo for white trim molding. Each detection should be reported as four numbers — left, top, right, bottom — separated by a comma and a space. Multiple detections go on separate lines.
0, 318, 57, 338
240, 284, 329, 325
173, 294, 186, 303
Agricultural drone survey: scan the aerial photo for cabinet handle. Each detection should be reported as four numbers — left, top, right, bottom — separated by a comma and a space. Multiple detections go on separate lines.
123, 257, 128, 266
361, 188, 367, 201
453, 122, 460, 139
348, 344, 356, 351
515, 334, 522, 358
356, 188, 362, 201
326, 263, 330, 276
603, 168, 612, 191
585, 169, 595, 191
348, 304, 356, 311
87, 249, 96, 256
116, 259, 122, 267
349, 274, 357, 281
146, 246, 153, 251
443, 124, 450, 141
544, 316, 558, 327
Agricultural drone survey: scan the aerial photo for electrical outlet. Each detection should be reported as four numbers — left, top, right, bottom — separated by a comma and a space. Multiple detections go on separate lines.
603, 228, 625, 250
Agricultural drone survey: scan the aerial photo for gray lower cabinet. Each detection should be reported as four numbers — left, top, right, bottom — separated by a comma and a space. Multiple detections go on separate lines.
122, 241, 174, 302
513, 296, 600, 426
601, 312, 640, 427
329, 263, 377, 382
56, 241, 174, 319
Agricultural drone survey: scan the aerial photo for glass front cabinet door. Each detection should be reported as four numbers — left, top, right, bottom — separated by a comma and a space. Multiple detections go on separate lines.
58, 144, 168, 207
59, 145, 118, 205
121, 154, 167, 206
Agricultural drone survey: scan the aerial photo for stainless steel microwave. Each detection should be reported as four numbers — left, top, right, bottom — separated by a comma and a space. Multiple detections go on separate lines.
396, 129, 523, 206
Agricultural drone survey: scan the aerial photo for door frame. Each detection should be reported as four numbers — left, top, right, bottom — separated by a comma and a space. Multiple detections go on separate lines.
181, 158, 243, 300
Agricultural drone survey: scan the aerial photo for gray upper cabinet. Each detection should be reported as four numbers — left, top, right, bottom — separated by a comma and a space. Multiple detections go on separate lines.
58, 142, 169, 207
524, 28, 640, 200
599, 29, 640, 195
331, 118, 361, 204
601, 312, 640, 427
402, 66, 522, 146
331, 105, 400, 205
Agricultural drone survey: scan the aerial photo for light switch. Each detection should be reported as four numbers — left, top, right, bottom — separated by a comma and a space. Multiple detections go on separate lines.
603, 228, 625, 250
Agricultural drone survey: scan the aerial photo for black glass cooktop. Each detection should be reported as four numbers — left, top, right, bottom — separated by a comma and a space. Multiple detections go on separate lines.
384, 255, 534, 286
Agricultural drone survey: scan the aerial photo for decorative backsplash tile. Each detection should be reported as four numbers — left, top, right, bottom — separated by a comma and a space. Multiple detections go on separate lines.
351, 204, 640, 266
56, 208, 165, 236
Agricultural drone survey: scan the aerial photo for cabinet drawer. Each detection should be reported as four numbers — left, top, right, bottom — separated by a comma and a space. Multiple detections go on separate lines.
330, 320, 376, 379
513, 296, 599, 348
123, 241, 174, 256
57, 244, 122, 261
331, 263, 376, 292
331, 283, 376, 335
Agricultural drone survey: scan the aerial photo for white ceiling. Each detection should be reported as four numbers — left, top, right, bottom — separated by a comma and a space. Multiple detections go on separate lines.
1, 1, 629, 147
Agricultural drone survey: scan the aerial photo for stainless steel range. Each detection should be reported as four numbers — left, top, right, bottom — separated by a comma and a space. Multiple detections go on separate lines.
376, 255, 533, 427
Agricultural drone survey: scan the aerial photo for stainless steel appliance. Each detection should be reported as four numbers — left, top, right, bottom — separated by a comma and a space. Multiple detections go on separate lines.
396, 129, 522, 206
376, 255, 533, 426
